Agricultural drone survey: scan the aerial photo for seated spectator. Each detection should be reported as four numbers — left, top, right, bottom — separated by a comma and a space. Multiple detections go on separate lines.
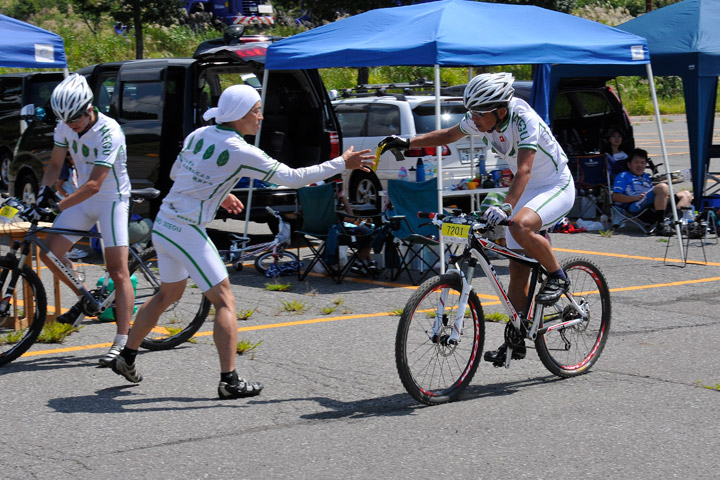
602, 126, 629, 163
612, 148, 693, 235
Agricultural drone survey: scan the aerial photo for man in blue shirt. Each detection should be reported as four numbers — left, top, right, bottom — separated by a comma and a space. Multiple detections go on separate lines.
612, 148, 692, 235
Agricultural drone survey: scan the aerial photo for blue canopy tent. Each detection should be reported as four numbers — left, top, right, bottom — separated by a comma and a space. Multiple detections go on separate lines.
0, 14, 68, 71
547, 0, 719, 213
261, 0, 682, 264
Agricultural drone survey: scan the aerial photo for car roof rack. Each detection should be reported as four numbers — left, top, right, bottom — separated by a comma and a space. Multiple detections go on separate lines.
338, 78, 448, 100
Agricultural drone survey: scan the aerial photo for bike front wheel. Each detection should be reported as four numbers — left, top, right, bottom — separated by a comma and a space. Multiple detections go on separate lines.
130, 248, 211, 351
396, 273, 485, 405
0, 257, 47, 367
254, 249, 299, 276
535, 257, 611, 377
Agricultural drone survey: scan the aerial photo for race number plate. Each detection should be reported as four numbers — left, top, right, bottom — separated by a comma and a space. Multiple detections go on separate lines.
0, 204, 19, 223
441, 222, 470, 245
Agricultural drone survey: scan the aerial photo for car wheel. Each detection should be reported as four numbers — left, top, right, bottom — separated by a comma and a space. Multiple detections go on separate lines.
349, 171, 382, 214
17, 173, 38, 205
0, 152, 11, 189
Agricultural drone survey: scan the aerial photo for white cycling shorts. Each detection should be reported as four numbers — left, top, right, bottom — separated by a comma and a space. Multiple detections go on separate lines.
506, 169, 575, 250
151, 213, 227, 292
54, 198, 129, 248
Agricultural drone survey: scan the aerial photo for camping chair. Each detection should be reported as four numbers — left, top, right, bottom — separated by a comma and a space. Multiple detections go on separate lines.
385, 178, 450, 285
571, 154, 610, 218
606, 153, 654, 234
295, 182, 378, 284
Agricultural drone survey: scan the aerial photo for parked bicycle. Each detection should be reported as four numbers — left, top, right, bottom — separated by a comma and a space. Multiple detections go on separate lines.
0, 190, 210, 367
395, 210, 611, 405
219, 206, 300, 276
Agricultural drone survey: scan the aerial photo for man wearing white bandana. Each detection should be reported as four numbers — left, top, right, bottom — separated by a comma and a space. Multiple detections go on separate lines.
110, 85, 375, 399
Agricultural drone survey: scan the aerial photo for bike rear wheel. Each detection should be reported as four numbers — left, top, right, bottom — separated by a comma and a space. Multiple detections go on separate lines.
396, 273, 485, 405
131, 247, 211, 351
535, 257, 611, 377
0, 257, 47, 367
254, 249, 300, 276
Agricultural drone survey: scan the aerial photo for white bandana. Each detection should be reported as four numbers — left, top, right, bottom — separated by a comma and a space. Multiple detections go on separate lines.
202, 85, 261, 123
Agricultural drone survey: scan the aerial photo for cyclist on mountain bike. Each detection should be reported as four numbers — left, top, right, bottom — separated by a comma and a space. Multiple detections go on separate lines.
379, 72, 575, 363
109, 84, 375, 399
37, 74, 133, 367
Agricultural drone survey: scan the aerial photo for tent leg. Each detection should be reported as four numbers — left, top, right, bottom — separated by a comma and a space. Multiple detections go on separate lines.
647, 64, 684, 262
242, 69, 270, 237
434, 65, 446, 274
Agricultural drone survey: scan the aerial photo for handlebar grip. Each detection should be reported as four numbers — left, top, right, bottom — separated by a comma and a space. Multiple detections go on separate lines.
417, 212, 446, 220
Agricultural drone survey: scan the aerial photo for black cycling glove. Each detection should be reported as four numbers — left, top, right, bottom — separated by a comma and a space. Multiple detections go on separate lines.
35, 185, 60, 209
378, 135, 410, 161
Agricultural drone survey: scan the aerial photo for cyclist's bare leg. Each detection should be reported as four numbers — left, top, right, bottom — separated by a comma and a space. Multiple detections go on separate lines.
39, 233, 81, 294
105, 245, 133, 335
202, 278, 237, 373
125, 279, 186, 350
508, 259, 530, 315
508, 207, 560, 273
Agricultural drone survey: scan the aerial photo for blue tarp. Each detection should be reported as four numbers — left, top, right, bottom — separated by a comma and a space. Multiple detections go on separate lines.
266, 0, 649, 70
0, 14, 67, 68
548, 0, 720, 209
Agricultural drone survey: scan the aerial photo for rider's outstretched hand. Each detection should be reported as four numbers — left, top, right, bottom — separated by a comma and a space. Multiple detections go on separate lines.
378, 136, 410, 161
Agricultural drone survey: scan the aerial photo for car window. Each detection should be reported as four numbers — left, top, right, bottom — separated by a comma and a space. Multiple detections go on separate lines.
96, 77, 116, 115
367, 104, 400, 136
574, 91, 611, 118
554, 93, 572, 120
120, 82, 163, 120
335, 103, 368, 137
0, 78, 21, 106
412, 103, 466, 134
25, 80, 57, 108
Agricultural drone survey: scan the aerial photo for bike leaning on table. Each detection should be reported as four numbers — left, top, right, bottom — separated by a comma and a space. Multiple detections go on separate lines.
0, 190, 211, 367
395, 210, 611, 405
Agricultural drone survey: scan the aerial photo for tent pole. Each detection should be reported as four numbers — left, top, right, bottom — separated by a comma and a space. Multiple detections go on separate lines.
435, 64, 446, 273
242, 68, 270, 237
646, 63, 684, 261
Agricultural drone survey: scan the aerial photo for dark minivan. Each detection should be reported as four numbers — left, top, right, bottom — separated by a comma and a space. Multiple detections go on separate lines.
0, 72, 64, 188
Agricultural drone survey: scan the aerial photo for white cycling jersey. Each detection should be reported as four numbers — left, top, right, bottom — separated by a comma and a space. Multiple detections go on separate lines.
53, 111, 130, 201
161, 125, 346, 227
459, 97, 569, 188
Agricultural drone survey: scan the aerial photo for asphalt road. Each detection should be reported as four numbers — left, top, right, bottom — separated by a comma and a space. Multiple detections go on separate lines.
1, 116, 719, 479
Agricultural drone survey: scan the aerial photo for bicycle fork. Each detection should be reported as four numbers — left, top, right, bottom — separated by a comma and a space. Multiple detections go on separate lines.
430, 265, 474, 346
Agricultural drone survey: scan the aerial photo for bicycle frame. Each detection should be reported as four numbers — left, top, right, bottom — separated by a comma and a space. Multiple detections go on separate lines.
433, 215, 589, 366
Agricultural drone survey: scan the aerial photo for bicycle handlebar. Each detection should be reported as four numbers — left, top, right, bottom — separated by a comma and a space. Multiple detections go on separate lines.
417, 211, 513, 227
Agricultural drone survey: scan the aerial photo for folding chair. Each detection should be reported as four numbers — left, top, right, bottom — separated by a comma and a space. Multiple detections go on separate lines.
385, 178, 449, 285
606, 153, 654, 234
571, 154, 610, 218
295, 182, 377, 284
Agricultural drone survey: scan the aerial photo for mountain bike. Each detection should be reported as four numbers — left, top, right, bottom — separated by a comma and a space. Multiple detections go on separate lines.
395, 211, 611, 405
219, 206, 300, 276
0, 190, 211, 367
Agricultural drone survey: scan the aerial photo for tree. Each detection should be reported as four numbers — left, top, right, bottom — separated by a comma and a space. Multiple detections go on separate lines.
72, 0, 184, 59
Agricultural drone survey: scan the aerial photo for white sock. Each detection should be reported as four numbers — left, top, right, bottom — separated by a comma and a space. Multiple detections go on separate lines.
114, 334, 128, 349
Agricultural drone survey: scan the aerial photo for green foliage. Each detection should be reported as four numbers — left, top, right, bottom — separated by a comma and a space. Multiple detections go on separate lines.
485, 312, 509, 323
236, 338, 262, 355
37, 321, 81, 343
265, 281, 292, 292
282, 299, 307, 312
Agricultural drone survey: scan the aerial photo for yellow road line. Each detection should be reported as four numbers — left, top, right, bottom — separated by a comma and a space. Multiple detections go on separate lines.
17, 246, 720, 358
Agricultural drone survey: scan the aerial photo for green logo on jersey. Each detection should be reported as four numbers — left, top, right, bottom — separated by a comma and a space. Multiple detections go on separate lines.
72, 140, 78, 154
217, 150, 229, 166
94, 148, 98, 157
186, 135, 195, 151
203, 144, 215, 160
82, 144, 90, 157
193, 138, 204, 154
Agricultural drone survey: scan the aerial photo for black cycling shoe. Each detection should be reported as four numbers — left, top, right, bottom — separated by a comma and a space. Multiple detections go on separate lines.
484, 342, 526, 367
218, 378, 264, 399
56, 303, 84, 325
535, 277, 570, 304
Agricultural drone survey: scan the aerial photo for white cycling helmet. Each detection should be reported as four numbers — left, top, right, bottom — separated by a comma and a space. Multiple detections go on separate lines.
50, 74, 93, 122
463, 72, 515, 112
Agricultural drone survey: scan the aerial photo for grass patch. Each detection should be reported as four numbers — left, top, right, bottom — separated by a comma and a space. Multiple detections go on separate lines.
599, 229, 614, 237
485, 312, 510, 323
37, 322, 82, 343
320, 297, 344, 315
237, 308, 255, 320
265, 281, 292, 292
0, 328, 27, 345
389, 307, 404, 316
697, 381, 720, 391
282, 300, 307, 313
236, 338, 263, 356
